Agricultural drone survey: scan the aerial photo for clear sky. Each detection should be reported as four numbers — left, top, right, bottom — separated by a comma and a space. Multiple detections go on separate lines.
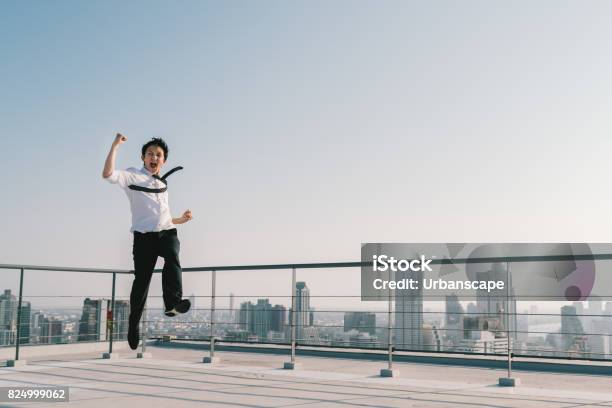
2, 1, 612, 309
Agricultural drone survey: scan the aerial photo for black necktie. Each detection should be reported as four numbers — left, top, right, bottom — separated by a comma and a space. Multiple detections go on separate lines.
128, 166, 184, 194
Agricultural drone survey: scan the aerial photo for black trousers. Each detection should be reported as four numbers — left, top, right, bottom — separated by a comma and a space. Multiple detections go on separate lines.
129, 228, 183, 325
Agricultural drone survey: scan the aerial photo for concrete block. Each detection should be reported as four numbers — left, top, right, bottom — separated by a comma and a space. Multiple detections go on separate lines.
283, 362, 301, 370
202, 356, 221, 364
137, 352, 152, 359
6, 360, 26, 367
102, 352, 120, 359
498, 377, 521, 387
380, 368, 400, 377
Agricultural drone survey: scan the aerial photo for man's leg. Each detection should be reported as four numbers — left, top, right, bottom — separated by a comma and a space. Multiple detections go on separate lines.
129, 232, 158, 348
159, 228, 187, 313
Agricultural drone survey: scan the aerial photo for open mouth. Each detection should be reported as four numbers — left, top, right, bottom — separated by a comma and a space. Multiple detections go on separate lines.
150, 163, 158, 169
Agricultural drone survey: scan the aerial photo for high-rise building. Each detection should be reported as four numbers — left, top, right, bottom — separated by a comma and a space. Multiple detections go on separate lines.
0, 290, 18, 346
40, 316, 64, 344
475, 263, 516, 339
294, 282, 311, 341
113, 300, 130, 340
49, 318, 63, 344
238, 301, 253, 332
394, 269, 423, 350
270, 304, 287, 333
256, 299, 273, 339
0, 291, 31, 345
252, 299, 272, 339
229, 293, 235, 324
238, 299, 285, 340
30, 311, 42, 344
18, 302, 31, 344
344, 312, 376, 336
445, 295, 464, 345
561, 305, 585, 351
38, 315, 49, 344
0, 290, 17, 326
78, 298, 109, 342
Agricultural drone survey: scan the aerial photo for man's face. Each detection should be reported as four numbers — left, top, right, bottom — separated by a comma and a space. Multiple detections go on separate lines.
142, 145, 165, 175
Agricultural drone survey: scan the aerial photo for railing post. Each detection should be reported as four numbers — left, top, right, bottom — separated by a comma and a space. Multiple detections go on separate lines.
388, 284, 393, 369
142, 304, 147, 352
380, 264, 397, 377
284, 267, 298, 369
13, 268, 25, 366
203, 270, 218, 363
137, 302, 151, 358
506, 262, 511, 375
103, 272, 117, 359
211, 269, 216, 359
499, 261, 519, 386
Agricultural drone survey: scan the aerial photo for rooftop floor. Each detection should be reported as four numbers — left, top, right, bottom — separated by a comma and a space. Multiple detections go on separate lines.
1, 345, 612, 407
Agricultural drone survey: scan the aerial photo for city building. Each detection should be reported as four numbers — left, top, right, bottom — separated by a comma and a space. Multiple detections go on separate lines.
561, 305, 585, 352
444, 294, 464, 346
78, 298, 109, 342
475, 262, 516, 339
394, 269, 423, 350
344, 312, 376, 335
113, 300, 130, 340
40, 315, 64, 344
18, 301, 31, 344
294, 282, 311, 341
270, 304, 287, 333
238, 299, 286, 341
0, 289, 17, 345
253, 298, 272, 339
458, 330, 509, 354
229, 293, 235, 324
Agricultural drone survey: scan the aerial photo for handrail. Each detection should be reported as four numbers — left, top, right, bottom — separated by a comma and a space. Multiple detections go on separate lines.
3, 251, 612, 275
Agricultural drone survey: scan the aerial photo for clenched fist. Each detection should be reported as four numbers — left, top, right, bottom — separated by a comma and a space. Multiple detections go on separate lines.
173, 210, 194, 225
113, 133, 128, 146
181, 210, 193, 223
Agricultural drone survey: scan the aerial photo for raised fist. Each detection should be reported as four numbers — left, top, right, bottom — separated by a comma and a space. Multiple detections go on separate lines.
113, 133, 128, 146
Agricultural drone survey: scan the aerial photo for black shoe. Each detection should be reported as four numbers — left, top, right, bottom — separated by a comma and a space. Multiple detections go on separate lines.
164, 299, 191, 317
128, 319, 140, 350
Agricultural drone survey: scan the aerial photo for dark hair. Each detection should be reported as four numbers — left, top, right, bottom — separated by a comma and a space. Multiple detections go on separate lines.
141, 138, 169, 160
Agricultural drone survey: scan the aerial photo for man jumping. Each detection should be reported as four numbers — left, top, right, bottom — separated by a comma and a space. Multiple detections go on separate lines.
103, 133, 193, 350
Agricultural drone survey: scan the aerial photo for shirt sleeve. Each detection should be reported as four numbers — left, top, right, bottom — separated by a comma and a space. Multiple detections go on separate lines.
105, 169, 132, 188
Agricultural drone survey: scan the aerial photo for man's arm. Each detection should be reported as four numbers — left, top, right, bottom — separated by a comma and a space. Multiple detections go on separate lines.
173, 210, 193, 225
102, 133, 127, 178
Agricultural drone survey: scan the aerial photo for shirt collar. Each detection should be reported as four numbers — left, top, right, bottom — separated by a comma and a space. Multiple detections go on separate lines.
140, 166, 160, 178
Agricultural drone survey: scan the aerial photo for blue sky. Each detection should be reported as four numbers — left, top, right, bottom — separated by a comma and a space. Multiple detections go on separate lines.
2, 1, 612, 306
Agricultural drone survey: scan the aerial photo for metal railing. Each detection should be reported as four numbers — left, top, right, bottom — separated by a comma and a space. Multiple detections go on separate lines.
2, 255, 612, 378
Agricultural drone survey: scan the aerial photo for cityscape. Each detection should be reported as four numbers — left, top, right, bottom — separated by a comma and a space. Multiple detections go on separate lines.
2, 266, 611, 360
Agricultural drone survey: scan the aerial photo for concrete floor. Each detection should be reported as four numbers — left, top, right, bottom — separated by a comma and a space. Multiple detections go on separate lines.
1, 345, 612, 407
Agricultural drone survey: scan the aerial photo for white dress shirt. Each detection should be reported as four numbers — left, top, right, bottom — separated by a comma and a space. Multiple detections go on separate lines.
106, 167, 175, 233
